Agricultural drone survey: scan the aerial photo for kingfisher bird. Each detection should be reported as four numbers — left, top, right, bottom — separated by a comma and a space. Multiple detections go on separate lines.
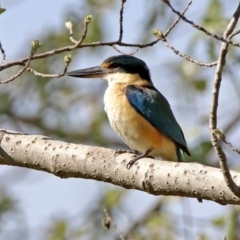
67, 55, 191, 169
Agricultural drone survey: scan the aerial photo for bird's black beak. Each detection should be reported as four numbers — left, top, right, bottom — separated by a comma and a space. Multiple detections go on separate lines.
67, 66, 113, 78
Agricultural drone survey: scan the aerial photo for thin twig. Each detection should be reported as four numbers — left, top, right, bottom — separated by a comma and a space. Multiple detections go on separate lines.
164, 0, 192, 38
163, 0, 240, 48
69, 36, 78, 44
75, 20, 90, 47
0, 19, 88, 81
0, 52, 33, 84
222, 139, 240, 155
224, 112, 240, 135
102, 209, 125, 240
0, 1, 158, 72
210, 2, 240, 198
128, 48, 139, 55
111, 45, 138, 55
162, 38, 217, 67
229, 28, 240, 39
159, 1, 217, 67
0, 41, 7, 64
111, 45, 128, 54
67, 22, 78, 44
118, 0, 126, 42
27, 62, 70, 78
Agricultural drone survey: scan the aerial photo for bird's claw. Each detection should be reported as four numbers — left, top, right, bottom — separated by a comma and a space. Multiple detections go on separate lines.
114, 149, 139, 157
126, 149, 153, 169
126, 158, 137, 169
115, 149, 153, 169
127, 154, 143, 169
114, 149, 127, 157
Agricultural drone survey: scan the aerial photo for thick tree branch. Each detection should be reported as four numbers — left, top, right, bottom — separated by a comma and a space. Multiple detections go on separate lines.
210, 3, 240, 198
0, 129, 240, 205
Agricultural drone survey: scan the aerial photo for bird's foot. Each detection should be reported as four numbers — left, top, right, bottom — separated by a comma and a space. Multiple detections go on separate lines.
126, 149, 153, 169
114, 149, 139, 157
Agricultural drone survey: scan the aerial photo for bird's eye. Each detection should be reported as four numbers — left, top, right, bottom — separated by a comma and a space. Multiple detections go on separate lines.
111, 63, 118, 68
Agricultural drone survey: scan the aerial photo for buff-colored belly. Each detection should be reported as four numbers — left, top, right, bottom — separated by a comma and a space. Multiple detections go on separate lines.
104, 84, 178, 161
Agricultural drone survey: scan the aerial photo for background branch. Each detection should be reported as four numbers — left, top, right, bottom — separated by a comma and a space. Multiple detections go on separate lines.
0, 51, 33, 84
0, 40, 160, 72
222, 139, 240, 155
164, 0, 192, 38
102, 209, 125, 240
26, 59, 70, 78
163, 0, 240, 48
209, 3, 240, 198
0, 41, 7, 64
162, 37, 217, 67
155, 1, 218, 67
117, 0, 125, 42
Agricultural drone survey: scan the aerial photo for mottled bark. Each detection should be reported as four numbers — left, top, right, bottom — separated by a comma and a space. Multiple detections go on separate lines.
0, 129, 240, 205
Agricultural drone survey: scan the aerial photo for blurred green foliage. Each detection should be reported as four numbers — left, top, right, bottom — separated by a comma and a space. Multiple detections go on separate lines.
0, 190, 16, 220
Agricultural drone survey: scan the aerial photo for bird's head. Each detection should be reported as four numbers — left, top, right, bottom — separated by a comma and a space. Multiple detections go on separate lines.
67, 55, 152, 85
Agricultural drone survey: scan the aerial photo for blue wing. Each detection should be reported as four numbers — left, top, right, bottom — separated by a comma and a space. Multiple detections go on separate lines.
126, 85, 190, 156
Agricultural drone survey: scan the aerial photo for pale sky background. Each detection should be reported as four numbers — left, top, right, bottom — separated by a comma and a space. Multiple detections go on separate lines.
0, 0, 239, 239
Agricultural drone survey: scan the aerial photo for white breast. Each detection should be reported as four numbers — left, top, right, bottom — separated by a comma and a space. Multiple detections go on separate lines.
104, 84, 133, 126
103, 84, 150, 153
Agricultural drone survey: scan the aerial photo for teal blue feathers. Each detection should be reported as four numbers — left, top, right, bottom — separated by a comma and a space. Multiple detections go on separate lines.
126, 85, 190, 161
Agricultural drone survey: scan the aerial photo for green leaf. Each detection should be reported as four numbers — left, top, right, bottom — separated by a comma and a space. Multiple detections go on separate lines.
0, 7, 6, 14
0, 195, 16, 216
103, 189, 123, 209
146, 214, 165, 228
198, 233, 209, 240
211, 216, 225, 227
193, 79, 207, 91
49, 220, 67, 240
